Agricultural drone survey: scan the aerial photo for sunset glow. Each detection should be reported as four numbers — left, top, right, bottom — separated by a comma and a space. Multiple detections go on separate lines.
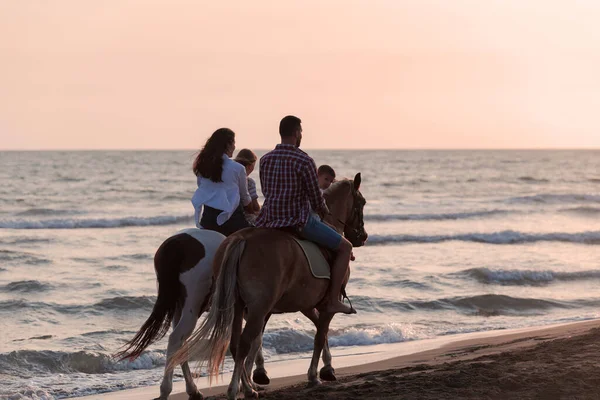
1, 0, 599, 150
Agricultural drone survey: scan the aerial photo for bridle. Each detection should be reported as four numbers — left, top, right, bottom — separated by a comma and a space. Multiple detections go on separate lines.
332, 188, 364, 239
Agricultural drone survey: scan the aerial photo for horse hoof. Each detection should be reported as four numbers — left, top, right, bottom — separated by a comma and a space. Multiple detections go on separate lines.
319, 365, 337, 381
188, 392, 204, 400
252, 369, 271, 385
307, 379, 322, 388
244, 389, 259, 399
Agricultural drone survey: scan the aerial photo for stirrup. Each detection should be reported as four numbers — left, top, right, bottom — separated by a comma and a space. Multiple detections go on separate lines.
341, 288, 354, 310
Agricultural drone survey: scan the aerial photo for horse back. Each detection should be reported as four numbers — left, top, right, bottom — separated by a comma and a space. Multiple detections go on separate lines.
233, 228, 330, 313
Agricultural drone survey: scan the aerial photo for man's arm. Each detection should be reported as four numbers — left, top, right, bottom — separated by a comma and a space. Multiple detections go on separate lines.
300, 158, 328, 216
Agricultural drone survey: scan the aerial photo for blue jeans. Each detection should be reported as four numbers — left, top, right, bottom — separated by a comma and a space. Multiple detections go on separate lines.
299, 213, 342, 251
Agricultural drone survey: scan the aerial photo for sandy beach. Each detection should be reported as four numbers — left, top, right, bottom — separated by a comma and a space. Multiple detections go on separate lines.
77, 319, 600, 400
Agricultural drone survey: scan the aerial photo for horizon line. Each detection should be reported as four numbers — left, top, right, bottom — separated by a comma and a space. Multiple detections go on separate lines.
1, 147, 599, 152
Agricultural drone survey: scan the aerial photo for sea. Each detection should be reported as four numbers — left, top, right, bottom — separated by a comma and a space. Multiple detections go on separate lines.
1, 150, 599, 399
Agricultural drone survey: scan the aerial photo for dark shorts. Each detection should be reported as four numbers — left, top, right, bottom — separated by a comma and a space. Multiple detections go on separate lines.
200, 205, 251, 237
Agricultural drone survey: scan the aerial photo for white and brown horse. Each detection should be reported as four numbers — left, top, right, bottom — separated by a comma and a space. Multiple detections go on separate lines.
171, 174, 368, 400
115, 228, 225, 400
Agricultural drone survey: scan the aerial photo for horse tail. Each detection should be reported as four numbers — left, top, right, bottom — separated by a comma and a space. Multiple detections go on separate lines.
114, 236, 183, 361
170, 236, 245, 381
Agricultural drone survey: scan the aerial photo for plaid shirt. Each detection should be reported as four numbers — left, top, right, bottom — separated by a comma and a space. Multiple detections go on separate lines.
255, 144, 327, 228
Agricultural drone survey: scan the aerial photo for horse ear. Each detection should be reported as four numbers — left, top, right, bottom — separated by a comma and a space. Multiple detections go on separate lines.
353, 173, 361, 191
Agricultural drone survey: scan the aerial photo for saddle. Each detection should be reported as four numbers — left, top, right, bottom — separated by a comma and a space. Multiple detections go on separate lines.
276, 227, 335, 279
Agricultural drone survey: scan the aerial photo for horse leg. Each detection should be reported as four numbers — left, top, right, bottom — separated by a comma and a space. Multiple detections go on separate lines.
227, 311, 265, 400
319, 337, 336, 381
157, 304, 182, 400
160, 286, 205, 400
181, 362, 202, 400
252, 313, 271, 385
245, 335, 265, 391
307, 312, 334, 387
229, 297, 245, 361
301, 309, 336, 381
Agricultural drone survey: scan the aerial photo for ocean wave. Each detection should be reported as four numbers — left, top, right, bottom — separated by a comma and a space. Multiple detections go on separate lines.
102, 264, 129, 271
262, 324, 415, 354
0, 300, 82, 314
359, 294, 570, 316
367, 230, 600, 245
455, 268, 600, 285
0, 296, 156, 314
0, 215, 192, 229
0, 250, 52, 265
1, 280, 54, 293
94, 296, 156, 311
57, 176, 86, 182
81, 329, 138, 338
15, 208, 83, 217
518, 176, 550, 183
352, 293, 600, 316
12, 335, 53, 342
0, 237, 53, 245
0, 349, 165, 376
380, 279, 432, 290
560, 206, 600, 216
507, 193, 600, 204
365, 209, 510, 222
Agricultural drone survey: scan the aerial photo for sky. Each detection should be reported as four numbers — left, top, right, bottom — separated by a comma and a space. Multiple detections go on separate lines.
1, 0, 600, 150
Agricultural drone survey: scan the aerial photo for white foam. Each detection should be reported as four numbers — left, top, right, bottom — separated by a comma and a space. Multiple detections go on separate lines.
368, 230, 600, 245
0, 215, 192, 229
365, 209, 510, 221
508, 193, 600, 204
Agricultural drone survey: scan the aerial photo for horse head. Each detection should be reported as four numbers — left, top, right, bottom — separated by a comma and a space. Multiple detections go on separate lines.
324, 172, 368, 247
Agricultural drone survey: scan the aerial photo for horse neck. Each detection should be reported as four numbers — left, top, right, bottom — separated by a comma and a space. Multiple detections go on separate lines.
324, 184, 352, 233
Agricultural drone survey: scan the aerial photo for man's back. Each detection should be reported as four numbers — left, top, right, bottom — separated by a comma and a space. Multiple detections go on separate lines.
255, 144, 326, 229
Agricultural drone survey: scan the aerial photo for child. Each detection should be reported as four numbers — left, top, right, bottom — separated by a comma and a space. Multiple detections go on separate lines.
317, 164, 355, 261
234, 149, 260, 224
317, 164, 336, 191
311, 164, 336, 219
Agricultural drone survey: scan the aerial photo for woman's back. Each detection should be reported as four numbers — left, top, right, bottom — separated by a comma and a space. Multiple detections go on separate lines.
190, 128, 251, 236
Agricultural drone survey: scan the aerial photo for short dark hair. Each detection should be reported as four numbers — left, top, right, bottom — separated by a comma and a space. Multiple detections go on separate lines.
279, 115, 302, 137
318, 165, 336, 178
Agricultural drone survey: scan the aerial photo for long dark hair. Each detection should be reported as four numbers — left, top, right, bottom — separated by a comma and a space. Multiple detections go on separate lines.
193, 128, 235, 182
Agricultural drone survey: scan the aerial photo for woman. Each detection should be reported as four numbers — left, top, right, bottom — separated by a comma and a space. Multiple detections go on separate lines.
234, 148, 261, 224
191, 128, 252, 236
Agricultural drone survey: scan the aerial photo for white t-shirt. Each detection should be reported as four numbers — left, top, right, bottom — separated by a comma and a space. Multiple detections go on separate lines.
247, 177, 258, 200
191, 154, 252, 227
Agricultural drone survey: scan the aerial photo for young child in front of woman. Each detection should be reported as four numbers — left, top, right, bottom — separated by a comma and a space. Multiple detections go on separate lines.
234, 149, 261, 224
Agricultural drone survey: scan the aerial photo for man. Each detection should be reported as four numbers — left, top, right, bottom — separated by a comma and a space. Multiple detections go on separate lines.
255, 115, 355, 314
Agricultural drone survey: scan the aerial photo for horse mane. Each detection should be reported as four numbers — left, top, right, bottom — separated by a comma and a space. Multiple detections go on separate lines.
323, 179, 352, 203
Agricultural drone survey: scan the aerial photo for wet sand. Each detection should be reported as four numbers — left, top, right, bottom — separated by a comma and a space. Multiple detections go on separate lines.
79, 319, 600, 399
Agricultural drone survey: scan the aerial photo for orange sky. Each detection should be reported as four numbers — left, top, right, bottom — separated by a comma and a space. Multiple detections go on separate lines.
1, 0, 599, 150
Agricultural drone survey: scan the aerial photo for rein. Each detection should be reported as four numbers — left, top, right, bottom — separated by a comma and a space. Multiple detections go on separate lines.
331, 190, 364, 236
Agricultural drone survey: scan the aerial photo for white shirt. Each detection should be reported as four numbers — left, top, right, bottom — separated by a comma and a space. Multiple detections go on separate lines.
191, 154, 252, 227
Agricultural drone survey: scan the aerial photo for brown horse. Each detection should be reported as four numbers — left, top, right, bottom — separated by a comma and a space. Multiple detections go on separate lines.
172, 173, 367, 399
